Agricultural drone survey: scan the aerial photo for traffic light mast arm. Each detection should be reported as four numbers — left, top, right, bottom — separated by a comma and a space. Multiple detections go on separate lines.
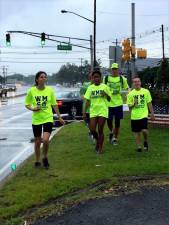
7, 31, 91, 49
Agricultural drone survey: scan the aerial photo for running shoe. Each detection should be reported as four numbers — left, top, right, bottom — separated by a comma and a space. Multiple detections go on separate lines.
143, 141, 148, 151
137, 147, 142, 152
112, 138, 118, 145
42, 158, 50, 169
34, 162, 41, 168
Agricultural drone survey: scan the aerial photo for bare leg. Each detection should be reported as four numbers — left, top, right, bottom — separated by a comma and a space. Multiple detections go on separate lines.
34, 137, 41, 162
90, 118, 99, 151
134, 132, 142, 150
42, 132, 51, 158
142, 129, 148, 142
98, 117, 106, 153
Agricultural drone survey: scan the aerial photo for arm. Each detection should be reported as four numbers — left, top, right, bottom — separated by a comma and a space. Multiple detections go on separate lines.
83, 99, 90, 119
102, 91, 111, 101
25, 105, 40, 112
148, 102, 155, 120
52, 105, 65, 124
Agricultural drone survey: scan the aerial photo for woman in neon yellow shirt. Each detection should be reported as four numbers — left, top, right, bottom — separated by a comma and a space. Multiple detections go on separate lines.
25, 71, 64, 168
83, 70, 111, 154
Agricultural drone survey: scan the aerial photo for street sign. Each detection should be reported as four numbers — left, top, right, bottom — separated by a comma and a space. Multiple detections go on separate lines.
57, 44, 72, 51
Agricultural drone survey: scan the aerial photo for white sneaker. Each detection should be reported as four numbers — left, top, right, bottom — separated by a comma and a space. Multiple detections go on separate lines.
113, 138, 118, 145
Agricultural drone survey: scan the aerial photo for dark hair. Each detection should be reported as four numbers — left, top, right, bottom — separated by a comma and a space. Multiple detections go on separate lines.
132, 76, 140, 80
35, 71, 47, 86
92, 70, 102, 77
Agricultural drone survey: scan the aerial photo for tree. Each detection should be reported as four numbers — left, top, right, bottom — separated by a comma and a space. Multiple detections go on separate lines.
138, 66, 159, 89
156, 58, 169, 90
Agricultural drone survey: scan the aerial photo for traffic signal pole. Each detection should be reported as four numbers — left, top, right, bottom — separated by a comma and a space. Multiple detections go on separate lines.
161, 24, 165, 60
131, 2, 136, 78
6, 30, 93, 71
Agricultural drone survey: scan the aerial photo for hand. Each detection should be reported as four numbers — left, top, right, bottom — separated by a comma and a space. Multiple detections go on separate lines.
83, 112, 86, 121
58, 117, 65, 125
33, 106, 41, 112
101, 90, 106, 97
150, 113, 155, 120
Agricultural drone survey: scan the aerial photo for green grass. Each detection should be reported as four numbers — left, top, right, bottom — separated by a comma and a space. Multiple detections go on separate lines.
1, 113, 169, 224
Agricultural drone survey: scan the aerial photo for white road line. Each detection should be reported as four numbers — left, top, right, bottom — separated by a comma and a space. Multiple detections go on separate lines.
0, 111, 31, 125
0, 145, 32, 176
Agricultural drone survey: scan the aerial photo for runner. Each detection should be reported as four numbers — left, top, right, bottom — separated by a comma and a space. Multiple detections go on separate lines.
103, 62, 129, 145
83, 70, 111, 154
25, 71, 64, 168
127, 77, 155, 152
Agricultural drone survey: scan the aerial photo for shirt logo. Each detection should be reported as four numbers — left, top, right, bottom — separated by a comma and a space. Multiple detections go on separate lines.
35, 96, 48, 109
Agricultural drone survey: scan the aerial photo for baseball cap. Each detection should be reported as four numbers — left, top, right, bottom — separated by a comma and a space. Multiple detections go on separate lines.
111, 63, 119, 69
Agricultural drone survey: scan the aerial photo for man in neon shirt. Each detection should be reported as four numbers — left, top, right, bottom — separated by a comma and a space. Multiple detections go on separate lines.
103, 63, 129, 145
127, 77, 155, 152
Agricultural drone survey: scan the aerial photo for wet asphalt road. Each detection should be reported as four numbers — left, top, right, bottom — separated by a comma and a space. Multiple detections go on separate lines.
0, 94, 34, 181
35, 186, 169, 225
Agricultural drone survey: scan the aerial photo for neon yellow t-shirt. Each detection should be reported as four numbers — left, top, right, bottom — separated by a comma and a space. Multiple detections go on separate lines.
103, 75, 128, 107
127, 88, 152, 120
25, 86, 57, 125
84, 83, 111, 118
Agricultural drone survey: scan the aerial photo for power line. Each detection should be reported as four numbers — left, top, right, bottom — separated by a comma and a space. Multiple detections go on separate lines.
0, 60, 86, 64
97, 10, 169, 17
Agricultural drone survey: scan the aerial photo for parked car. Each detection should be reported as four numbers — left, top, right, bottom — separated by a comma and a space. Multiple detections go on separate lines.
6, 84, 17, 91
53, 90, 83, 126
0, 84, 7, 98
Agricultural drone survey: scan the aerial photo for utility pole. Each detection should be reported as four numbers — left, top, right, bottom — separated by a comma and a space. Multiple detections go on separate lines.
161, 24, 165, 60
90, 35, 94, 71
2, 66, 7, 85
131, 2, 136, 78
93, 0, 96, 67
114, 39, 118, 63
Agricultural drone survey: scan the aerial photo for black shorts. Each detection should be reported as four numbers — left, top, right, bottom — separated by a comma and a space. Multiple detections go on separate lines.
32, 122, 53, 137
131, 118, 148, 133
108, 106, 123, 120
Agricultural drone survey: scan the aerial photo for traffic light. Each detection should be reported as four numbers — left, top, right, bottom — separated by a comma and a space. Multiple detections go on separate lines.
122, 38, 131, 62
41, 32, 46, 46
137, 48, 147, 59
6, 33, 11, 46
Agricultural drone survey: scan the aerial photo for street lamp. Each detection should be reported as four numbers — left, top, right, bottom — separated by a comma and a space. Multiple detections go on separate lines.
61, 0, 96, 69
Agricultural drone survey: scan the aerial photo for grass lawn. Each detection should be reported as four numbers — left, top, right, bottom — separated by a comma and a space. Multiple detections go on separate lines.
1, 113, 169, 224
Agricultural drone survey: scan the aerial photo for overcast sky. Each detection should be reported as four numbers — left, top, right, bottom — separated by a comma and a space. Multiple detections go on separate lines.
0, 0, 169, 76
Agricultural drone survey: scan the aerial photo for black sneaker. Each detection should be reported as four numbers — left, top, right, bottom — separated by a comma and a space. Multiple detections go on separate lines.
34, 162, 41, 168
144, 142, 148, 151
109, 133, 113, 144
42, 158, 50, 169
137, 148, 142, 152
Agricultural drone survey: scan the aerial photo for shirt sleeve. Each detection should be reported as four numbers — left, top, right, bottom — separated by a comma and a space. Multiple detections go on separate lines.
84, 86, 91, 100
127, 92, 134, 106
25, 89, 32, 106
122, 77, 129, 90
51, 88, 57, 106
105, 85, 112, 98
146, 90, 152, 103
